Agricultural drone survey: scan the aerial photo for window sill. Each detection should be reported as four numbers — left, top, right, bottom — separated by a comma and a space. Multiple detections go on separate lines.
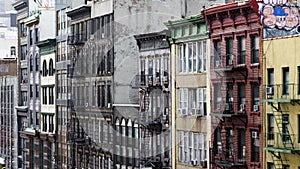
250, 63, 259, 68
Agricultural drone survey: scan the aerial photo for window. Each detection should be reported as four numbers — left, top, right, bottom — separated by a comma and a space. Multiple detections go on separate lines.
21, 68, 28, 82
226, 37, 233, 65
178, 88, 188, 115
226, 129, 234, 159
178, 41, 206, 73
49, 59, 54, 76
238, 83, 246, 111
268, 68, 274, 94
251, 35, 259, 64
238, 129, 246, 159
21, 45, 27, 60
29, 30, 33, 45
178, 131, 206, 165
97, 82, 111, 108
30, 85, 33, 98
226, 83, 234, 110
42, 87, 47, 104
21, 23, 27, 37
298, 66, 300, 94
178, 88, 206, 116
268, 114, 274, 140
36, 85, 39, 98
49, 87, 54, 104
267, 162, 274, 169
252, 83, 260, 111
35, 28, 39, 43
214, 83, 221, 109
298, 115, 300, 143
42, 60, 47, 76
214, 40, 221, 67
214, 127, 222, 155
30, 55, 33, 71
251, 130, 260, 162
35, 55, 39, 71
10, 46, 16, 56
238, 36, 246, 64
21, 91, 27, 106
282, 114, 290, 142
283, 67, 289, 95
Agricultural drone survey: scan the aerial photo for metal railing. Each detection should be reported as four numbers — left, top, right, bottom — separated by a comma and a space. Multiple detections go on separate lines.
265, 132, 300, 150
132, 74, 169, 88
264, 84, 300, 101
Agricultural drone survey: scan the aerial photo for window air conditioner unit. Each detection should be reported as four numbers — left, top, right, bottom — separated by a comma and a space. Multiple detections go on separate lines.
252, 131, 258, 139
216, 103, 221, 110
229, 129, 234, 136
267, 86, 274, 95
253, 105, 259, 112
225, 103, 230, 110
201, 160, 207, 168
85, 103, 89, 107
228, 58, 233, 65
191, 159, 198, 166
240, 104, 245, 111
107, 103, 111, 108
215, 60, 220, 67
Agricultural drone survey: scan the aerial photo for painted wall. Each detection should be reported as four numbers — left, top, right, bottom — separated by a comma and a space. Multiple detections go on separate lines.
258, 0, 300, 38
263, 36, 300, 168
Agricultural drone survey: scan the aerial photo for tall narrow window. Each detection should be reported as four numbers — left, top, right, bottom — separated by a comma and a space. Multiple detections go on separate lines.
29, 30, 33, 45
282, 114, 290, 142
268, 114, 274, 140
226, 129, 234, 159
238, 129, 245, 159
298, 66, 300, 94
214, 40, 221, 67
35, 28, 39, 43
267, 68, 274, 95
226, 37, 233, 65
214, 83, 221, 109
49, 59, 54, 76
252, 83, 260, 111
251, 130, 260, 162
238, 83, 246, 111
283, 67, 289, 95
238, 36, 246, 64
251, 35, 259, 64
214, 127, 222, 155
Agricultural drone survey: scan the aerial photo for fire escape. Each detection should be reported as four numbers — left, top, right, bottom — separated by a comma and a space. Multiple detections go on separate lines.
67, 31, 89, 168
134, 71, 170, 169
210, 51, 248, 168
264, 84, 300, 169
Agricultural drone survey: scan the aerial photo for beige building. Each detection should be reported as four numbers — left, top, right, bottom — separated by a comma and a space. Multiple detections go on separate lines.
166, 14, 211, 169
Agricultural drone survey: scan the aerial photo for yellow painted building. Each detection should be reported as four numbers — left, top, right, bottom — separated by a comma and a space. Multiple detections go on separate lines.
263, 36, 300, 169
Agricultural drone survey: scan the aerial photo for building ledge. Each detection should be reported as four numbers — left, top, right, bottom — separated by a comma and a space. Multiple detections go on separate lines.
66, 5, 91, 19
13, 0, 27, 11
264, 147, 300, 154
15, 105, 28, 111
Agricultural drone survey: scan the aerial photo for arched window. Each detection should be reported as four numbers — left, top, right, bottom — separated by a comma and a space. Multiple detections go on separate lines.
42, 60, 47, 76
49, 59, 54, 76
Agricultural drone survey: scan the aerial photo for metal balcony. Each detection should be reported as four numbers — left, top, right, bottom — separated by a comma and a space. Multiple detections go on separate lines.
264, 84, 300, 102
132, 74, 169, 89
265, 132, 300, 154
67, 34, 87, 45
211, 146, 247, 168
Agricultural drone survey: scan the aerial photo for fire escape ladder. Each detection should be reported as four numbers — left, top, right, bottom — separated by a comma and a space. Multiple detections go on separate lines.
270, 104, 294, 150
270, 152, 283, 169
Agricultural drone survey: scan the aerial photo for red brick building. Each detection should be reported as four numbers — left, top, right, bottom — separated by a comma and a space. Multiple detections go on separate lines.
202, 1, 263, 169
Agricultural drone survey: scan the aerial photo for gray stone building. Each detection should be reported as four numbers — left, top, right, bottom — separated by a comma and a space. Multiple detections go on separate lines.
0, 60, 18, 169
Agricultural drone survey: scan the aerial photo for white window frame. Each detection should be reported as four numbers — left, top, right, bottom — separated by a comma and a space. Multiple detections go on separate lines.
178, 89, 188, 116
178, 41, 207, 74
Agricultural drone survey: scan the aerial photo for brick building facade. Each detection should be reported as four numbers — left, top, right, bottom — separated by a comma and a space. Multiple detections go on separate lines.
202, 1, 263, 168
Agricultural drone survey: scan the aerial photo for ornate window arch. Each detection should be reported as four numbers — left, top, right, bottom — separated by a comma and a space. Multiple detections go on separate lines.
42, 60, 47, 76
49, 58, 54, 76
